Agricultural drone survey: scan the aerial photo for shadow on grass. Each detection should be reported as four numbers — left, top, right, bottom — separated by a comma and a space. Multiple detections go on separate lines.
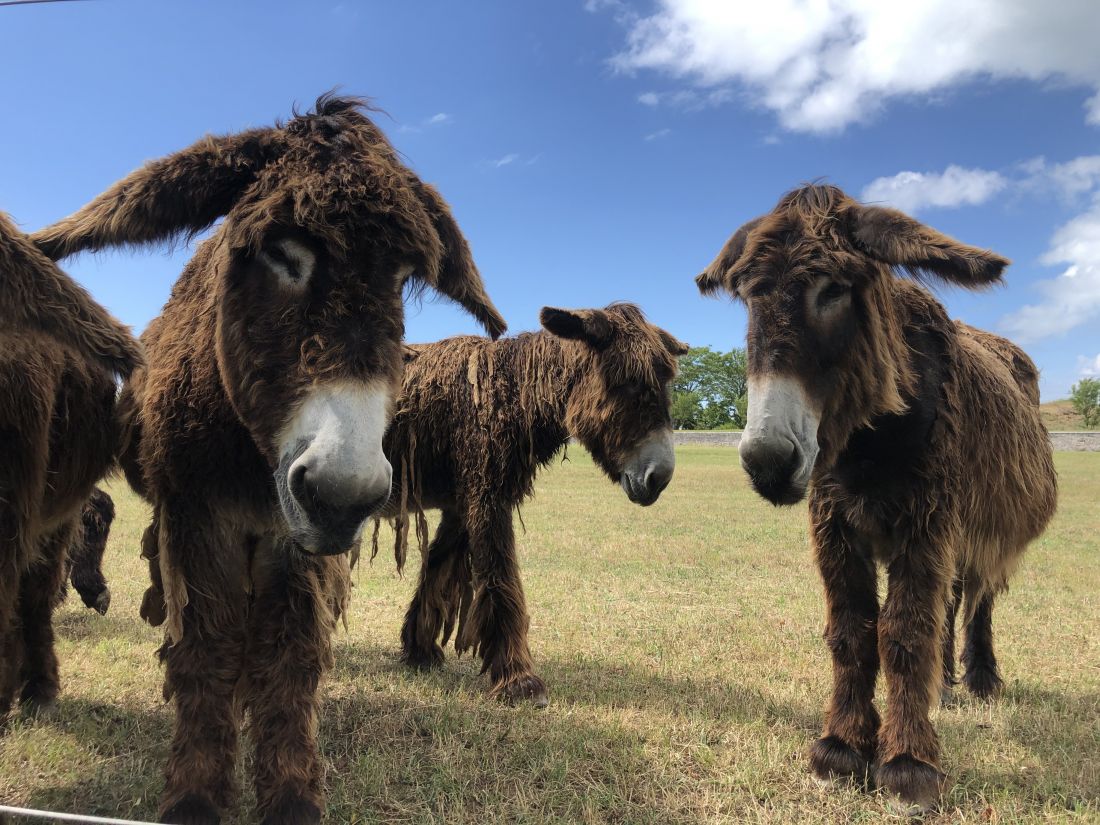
53, 604, 161, 646
332, 639, 821, 734
12, 697, 169, 823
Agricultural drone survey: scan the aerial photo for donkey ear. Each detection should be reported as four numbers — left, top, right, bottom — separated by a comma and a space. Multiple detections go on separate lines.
658, 329, 690, 357
408, 181, 507, 340
32, 128, 280, 261
540, 307, 613, 348
696, 217, 763, 297
849, 205, 1009, 288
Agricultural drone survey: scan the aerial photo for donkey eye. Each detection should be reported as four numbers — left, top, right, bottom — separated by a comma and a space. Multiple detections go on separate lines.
817, 281, 850, 308
259, 238, 316, 292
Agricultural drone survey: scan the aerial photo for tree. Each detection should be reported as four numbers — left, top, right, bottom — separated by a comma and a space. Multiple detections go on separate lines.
1070, 378, 1100, 427
671, 346, 748, 430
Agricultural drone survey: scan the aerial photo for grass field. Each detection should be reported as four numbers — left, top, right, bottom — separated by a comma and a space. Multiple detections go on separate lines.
1, 447, 1097, 824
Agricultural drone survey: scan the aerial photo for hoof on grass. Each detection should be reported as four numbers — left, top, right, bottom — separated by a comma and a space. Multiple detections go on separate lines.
161, 793, 221, 825
809, 735, 872, 787
493, 674, 549, 709
963, 664, 1004, 701
260, 795, 321, 825
875, 755, 946, 816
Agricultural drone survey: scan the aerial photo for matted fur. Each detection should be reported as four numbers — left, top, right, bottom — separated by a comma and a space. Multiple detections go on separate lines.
62, 487, 116, 616
34, 94, 504, 825
697, 184, 1056, 811
366, 303, 687, 704
0, 212, 140, 723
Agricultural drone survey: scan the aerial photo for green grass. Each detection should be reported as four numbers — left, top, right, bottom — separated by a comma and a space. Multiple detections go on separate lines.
1, 448, 1098, 823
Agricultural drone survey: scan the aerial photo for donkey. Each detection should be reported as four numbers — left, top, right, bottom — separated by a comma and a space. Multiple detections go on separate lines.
695, 184, 1056, 813
362, 303, 687, 707
941, 326, 1045, 702
63, 488, 115, 616
0, 212, 141, 724
33, 94, 505, 825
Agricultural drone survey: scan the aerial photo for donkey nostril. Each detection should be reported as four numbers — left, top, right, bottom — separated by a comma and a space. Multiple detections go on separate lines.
289, 463, 315, 508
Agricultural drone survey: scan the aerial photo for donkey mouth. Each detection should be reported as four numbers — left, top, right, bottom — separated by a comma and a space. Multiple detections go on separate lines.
620, 472, 668, 507
744, 450, 809, 506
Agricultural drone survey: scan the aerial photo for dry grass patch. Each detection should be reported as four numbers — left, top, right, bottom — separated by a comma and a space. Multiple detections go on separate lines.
1, 448, 1097, 823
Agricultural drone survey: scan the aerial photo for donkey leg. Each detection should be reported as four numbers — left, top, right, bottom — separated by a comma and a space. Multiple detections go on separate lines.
961, 592, 1003, 700
159, 507, 249, 825
18, 522, 73, 716
461, 505, 547, 708
401, 509, 469, 670
874, 546, 950, 814
245, 547, 343, 825
940, 577, 964, 705
0, 548, 20, 726
807, 500, 880, 786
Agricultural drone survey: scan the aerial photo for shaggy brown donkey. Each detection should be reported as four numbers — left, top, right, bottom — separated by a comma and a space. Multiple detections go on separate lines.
0, 213, 141, 724
941, 328, 1045, 703
34, 94, 505, 825
696, 184, 1056, 813
373, 303, 687, 706
62, 488, 116, 615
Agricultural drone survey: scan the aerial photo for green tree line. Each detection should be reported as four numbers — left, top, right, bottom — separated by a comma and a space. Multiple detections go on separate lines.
671, 346, 748, 430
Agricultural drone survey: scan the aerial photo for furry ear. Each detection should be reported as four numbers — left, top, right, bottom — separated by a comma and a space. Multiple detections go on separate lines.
540, 307, 613, 348
850, 205, 1009, 288
658, 328, 690, 356
696, 217, 763, 297
408, 181, 507, 340
32, 128, 280, 261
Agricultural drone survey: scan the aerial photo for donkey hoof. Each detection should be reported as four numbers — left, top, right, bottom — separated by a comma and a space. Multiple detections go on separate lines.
20, 697, 58, 721
963, 665, 1004, 701
402, 644, 444, 672
94, 588, 112, 615
161, 793, 221, 825
495, 674, 549, 709
259, 792, 321, 825
809, 735, 872, 786
875, 755, 946, 815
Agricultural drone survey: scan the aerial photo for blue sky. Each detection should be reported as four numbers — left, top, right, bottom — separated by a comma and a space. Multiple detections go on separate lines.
2, 0, 1098, 399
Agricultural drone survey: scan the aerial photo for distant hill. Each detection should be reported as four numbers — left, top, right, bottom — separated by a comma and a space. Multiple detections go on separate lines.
1041, 399, 1099, 432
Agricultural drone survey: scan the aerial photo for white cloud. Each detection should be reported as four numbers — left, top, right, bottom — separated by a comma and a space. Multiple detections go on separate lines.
1078, 353, 1100, 377
1000, 195, 1100, 342
861, 166, 1008, 214
602, 0, 1100, 133
427, 112, 452, 125
493, 153, 519, 168
634, 87, 732, 111
1019, 155, 1100, 200
644, 128, 671, 141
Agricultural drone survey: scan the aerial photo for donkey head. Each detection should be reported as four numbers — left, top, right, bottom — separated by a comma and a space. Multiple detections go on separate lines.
540, 303, 688, 506
696, 184, 1008, 505
34, 94, 506, 555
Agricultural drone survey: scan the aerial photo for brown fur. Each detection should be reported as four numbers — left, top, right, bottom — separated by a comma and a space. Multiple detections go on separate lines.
34, 94, 504, 825
369, 304, 687, 705
697, 185, 1056, 811
62, 487, 115, 615
0, 212, 140, 723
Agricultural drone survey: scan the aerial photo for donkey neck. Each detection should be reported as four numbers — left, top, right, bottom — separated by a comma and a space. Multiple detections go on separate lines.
508, 331, 591, 450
